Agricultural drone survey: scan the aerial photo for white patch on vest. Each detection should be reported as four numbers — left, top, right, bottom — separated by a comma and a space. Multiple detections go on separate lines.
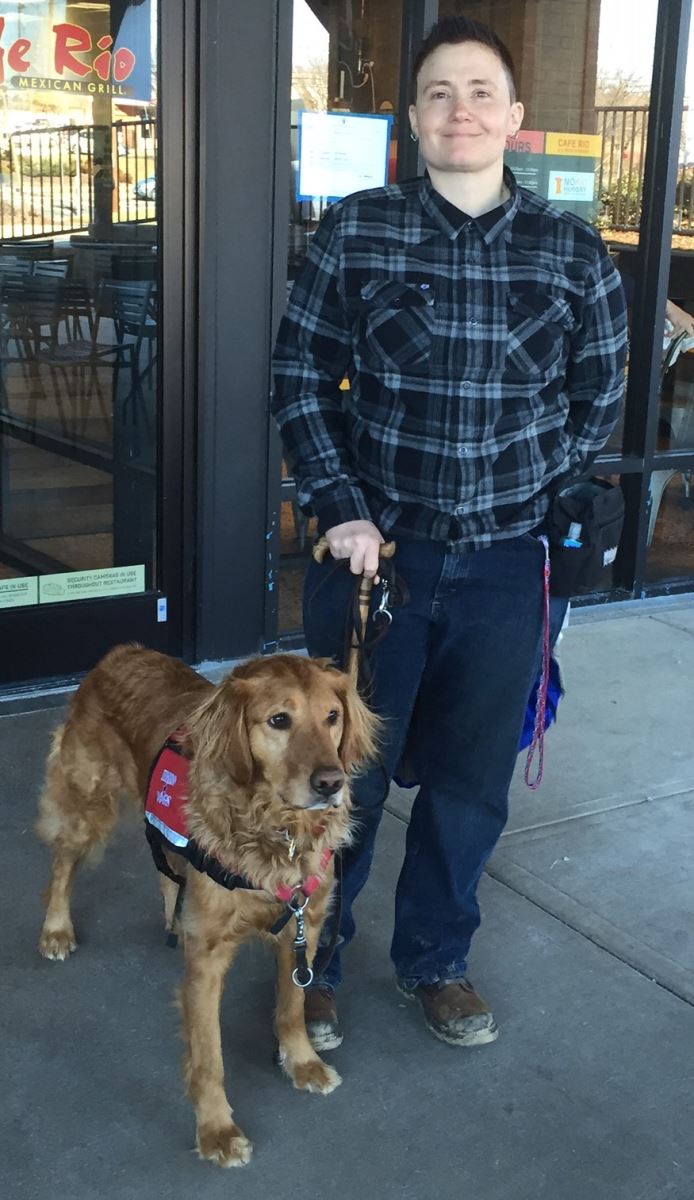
145, 811, 189, 849
156, 788, 171, 807
603, 546, 617, 566
161, 768, 177, 786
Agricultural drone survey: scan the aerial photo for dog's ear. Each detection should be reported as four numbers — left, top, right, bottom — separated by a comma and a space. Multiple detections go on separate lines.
186, 677, 253, 786
334, 674, 380, 772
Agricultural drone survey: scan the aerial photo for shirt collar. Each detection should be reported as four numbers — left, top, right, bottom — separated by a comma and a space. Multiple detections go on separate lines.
418, 166, 520, 245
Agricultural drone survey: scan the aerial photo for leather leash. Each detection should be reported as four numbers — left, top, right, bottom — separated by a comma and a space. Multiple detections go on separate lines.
312, 536, 396, 683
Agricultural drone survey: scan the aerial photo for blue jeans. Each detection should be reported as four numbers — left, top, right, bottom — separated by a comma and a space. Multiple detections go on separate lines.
304, 534, 567, 990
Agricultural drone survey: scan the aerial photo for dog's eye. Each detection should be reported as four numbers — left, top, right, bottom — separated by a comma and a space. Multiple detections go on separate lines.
327, 710, 340, 726
268, 712, 292, 730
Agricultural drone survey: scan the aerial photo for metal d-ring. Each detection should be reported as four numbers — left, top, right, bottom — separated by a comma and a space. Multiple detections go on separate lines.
292, 964, 314, 989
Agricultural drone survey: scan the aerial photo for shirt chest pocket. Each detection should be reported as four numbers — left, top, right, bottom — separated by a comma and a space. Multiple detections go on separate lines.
357, 279, 436, 372
506, 291, 574, 376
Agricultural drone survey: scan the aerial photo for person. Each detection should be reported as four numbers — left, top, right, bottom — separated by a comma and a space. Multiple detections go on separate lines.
271, 15, 627, 1051
665, 298, 694, 339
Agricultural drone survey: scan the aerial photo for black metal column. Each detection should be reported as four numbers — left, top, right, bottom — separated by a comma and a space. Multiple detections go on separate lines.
196, 1, 283, 662
619, 0, 692, 593
263, 0, 294, 654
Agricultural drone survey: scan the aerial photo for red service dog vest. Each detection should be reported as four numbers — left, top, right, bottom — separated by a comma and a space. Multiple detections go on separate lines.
145, 742, 191, 850
144, 736, 332, 903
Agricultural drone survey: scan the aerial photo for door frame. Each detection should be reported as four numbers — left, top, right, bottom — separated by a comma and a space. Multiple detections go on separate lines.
0, 0, 198, 691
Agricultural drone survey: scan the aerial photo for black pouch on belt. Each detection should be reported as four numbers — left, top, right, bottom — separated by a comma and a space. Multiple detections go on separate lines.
546, 478, 625, 598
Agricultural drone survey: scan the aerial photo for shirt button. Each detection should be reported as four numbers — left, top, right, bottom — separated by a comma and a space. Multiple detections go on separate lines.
457, 443, 468, 456
462, 380, 472, 389
468, 319, 478, 326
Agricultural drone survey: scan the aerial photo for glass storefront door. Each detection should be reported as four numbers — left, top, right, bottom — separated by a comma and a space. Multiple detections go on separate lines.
0, 1, 183, 685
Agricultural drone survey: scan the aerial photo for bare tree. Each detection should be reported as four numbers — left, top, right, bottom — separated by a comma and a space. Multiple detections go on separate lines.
292, 58, 330, 112
596, 70, 650, 108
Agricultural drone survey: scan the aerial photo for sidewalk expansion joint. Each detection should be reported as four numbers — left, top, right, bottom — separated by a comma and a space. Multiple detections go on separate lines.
486, 859, 694, 1009
384, 806, 694, 1010
499, 785, 694, 841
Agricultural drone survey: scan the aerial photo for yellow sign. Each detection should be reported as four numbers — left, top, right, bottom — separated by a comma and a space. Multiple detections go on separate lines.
545, 132, 602, 157
39, 565, 145, 604
0, 576, 38, 609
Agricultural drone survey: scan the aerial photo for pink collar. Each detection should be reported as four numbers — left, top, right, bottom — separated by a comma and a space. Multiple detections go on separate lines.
275, 847, 333, 904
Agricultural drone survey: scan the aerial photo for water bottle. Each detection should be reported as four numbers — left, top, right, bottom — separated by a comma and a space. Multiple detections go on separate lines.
561, 522, 583, 549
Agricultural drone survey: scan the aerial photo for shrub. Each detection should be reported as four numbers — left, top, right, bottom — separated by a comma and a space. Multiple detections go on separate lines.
16, 155, 76, 178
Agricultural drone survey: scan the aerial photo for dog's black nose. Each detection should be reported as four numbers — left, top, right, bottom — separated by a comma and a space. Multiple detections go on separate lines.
310, 767, 344, 797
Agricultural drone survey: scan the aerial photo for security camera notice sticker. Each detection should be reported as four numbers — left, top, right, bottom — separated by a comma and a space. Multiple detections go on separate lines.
38, 565, 145, 604
0, 576, 39, 609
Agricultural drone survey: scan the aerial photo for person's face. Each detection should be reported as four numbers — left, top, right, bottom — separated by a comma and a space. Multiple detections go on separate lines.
409, 41, 524, 177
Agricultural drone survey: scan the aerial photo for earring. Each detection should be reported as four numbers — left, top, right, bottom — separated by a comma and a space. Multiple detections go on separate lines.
410, 130, 419, 143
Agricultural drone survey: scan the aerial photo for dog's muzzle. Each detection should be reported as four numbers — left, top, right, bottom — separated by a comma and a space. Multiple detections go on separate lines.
307, 767, 344, 810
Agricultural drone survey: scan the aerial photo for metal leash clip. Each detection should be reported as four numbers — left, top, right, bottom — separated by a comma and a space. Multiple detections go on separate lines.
289, 891, 314, 989
373, 580, 392, 626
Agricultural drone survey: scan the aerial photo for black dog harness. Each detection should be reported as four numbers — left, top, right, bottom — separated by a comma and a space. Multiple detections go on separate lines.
144, 733, 333, 986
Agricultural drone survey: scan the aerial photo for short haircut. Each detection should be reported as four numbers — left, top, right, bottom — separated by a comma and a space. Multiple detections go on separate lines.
412, 15, 517, 103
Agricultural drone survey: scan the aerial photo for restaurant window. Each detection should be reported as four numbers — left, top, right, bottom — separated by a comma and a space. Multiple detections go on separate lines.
0, 1, 159, 613
276, 0, 404, 638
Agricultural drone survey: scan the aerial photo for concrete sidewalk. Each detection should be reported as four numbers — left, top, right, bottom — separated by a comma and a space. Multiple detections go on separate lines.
2, 600, 694, 1200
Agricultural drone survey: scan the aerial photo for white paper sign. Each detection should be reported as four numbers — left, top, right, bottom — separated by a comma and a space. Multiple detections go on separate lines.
297, 111, 392, 201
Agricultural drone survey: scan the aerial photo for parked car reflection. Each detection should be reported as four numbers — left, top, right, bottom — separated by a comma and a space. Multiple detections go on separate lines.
133, 177, 156, 201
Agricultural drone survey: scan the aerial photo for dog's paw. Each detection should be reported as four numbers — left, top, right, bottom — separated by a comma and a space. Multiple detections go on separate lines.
196, 1123, 253, 1169
38, 928, 77, 961
288, 1059, 342, 1095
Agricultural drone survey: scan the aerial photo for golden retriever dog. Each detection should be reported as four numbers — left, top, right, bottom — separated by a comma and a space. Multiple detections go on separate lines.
36, 645, 378, 1168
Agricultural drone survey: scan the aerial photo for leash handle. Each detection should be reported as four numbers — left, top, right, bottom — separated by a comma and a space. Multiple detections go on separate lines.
312, 537, 396, 684
312, 536, 396, 565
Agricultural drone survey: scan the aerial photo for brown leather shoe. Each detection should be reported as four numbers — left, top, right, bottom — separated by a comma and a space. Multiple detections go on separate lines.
304, 985, 343, 1051
396, 977, 498, 1047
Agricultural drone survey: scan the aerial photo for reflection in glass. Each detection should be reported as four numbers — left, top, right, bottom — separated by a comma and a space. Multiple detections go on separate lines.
0, 1, 158, 597
645, 468, 694, 583
278, 497, 316, 634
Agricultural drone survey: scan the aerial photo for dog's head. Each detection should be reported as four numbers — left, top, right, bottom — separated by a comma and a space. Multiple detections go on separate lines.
186, 654, 379, 812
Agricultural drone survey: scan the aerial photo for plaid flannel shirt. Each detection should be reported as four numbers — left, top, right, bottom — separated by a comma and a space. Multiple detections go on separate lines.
271, 168, 628, 546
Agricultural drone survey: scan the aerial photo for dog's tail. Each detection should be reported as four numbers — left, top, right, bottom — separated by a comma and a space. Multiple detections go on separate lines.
35, 725, 68, 848
35, 722, 121, 869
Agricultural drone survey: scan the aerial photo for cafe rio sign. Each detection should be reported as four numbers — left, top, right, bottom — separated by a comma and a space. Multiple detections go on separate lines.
0, 3, 151, 99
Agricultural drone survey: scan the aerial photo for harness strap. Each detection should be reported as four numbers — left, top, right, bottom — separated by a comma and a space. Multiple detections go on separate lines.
145, 822, 186, 887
